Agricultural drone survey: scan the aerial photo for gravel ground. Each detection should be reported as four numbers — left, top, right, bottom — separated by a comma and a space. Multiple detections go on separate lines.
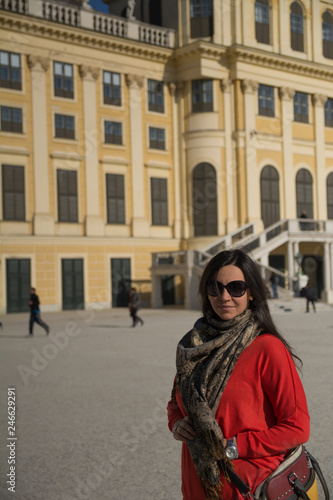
0, 300, 332, 499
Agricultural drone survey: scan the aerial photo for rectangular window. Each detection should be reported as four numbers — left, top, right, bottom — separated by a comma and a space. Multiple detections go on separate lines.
103, 71, 121, 106
149, 127, 165, 150
258, 84, 274, 117
0, 51, 21, 90
54, 62, 74, 99
192, 79, 213, 113
2, 165, 25, 221
0, 106, 23, 133
106, 173, 125, 224
255, 1, 270, 44
294, 92, 308, 123
57, 169, 78, 222
55, 114, 75, 139
325, 98, 333, 127
148, 79, 164, 113
104, 121, 122, 145
190, 0, 213, 38
151, 177, 168, 226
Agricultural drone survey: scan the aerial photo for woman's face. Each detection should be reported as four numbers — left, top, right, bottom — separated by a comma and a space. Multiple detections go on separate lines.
207, 265, 253, 321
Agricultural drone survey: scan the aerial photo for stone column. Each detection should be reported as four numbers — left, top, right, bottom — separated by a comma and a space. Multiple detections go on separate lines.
126, 74, 149, 237
241, 79, 263, 230
176, 81, 190, 239
79, 64, 104, 236
312, 94, 327, 220
168, 82, 181, 239
321, 242, 333, 304
279, 87, 296, 218
27, 55, 54, 235
221, 79, 237, 233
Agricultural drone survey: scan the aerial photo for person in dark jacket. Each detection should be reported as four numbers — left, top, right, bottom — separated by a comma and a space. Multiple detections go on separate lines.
29, 287, 50, 336
128, 287, 144, 327
304, 283, 316, 313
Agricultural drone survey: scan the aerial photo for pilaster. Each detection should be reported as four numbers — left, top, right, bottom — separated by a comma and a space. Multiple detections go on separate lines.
79, 64, 104, 236
27, 55, 54, 235
168, 82, 181, 239
312, 93, 327, 220
241, 79, 263, 230
279, 86, 296, 219
126, 74, 150, 237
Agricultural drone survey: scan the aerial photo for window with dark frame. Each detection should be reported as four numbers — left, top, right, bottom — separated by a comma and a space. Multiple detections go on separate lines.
294, 92, 308, 123
57, 169, 78, 223
192, 79, 213, 113
327, 173, 333, 219
323, 10, 333, 60
190, 0, 213, 38
0, 51, 21, 90
55, 114, 75, 139
149, 127, 165, 150
325, 98, 333, 127
258, 84, 274, 117
103, 71, 121, 106
148, 79, 164, 113
296, 168, 313, 218
0, 106, 23, 133
255, 0, 270, 44
151, 177, 168, 226
104, 121, 122, 145
2, 165, 25, 221
106, 173, 125, 224
290, 1, 304, 52
54, 62, 74, 99
192, 163, 217, 236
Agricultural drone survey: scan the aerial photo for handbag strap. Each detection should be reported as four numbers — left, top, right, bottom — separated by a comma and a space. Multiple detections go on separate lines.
305, 450, 330, 500
225, 464, 251, 496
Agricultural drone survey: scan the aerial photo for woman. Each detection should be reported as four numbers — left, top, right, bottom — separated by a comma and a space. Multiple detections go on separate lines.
167, 249, 310, 499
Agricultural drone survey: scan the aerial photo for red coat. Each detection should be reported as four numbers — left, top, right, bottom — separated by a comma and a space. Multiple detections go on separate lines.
167, 334, 310, 499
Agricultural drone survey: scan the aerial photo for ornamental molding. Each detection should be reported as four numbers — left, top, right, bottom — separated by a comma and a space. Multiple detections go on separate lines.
241, 79, 258, 94
79, 64, 99, 80
27, 55, 49, 71
125, 74, 144, 88
279, 87, 295, 101
167, 82, 176, 97
312, 93, 328, 107
220, 78, 232, 92
227, 46, 333, 82
0, 15, 173, 64
173, 40, 227, 61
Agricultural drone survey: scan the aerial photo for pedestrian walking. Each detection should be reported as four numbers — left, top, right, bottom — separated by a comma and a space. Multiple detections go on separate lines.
128, 287, 144, 327
304, 283, 317, 313
167, 249, 309, 499
269, 272, 279, 298
29, 287, 49, 336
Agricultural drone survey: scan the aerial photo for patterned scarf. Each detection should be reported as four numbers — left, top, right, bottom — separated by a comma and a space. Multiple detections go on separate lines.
173, 309, 260, 499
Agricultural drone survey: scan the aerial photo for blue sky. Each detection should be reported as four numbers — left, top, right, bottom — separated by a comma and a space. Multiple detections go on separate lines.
88, 0, 109, 14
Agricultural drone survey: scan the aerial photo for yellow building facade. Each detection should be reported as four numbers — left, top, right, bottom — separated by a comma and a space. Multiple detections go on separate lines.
1, 0, 333, 313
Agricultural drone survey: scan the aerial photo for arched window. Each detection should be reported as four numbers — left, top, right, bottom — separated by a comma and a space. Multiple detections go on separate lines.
192, 163, 217, 236
327, 172, 333, 219
296, 169, 313, 218
255, 0, 270, 44
290, 1, 304, 52
323, 10, 333, 59
190, 0, 213, 38
260, 165, 280, 228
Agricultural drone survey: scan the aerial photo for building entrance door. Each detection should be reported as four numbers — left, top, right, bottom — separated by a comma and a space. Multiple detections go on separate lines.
6, 258, 31, 313
62, 259, 84, 310
111, 258, 131, 307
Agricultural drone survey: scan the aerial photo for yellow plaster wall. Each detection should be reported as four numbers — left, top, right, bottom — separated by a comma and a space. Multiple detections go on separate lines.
292, 123, 315, 141
325, 129, 333, 144
255, 117, 282, 136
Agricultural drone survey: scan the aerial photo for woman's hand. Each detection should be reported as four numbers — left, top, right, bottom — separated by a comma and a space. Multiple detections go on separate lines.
173, 416, 196, 442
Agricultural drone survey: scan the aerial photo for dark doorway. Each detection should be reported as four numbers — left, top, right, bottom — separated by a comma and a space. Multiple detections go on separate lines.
161, 275, 175, 305
269, 255, 285, 287
302, 255, 323, 299
111, 258, 131, 307
62, 258, 84, 310
6, 258, 31, 313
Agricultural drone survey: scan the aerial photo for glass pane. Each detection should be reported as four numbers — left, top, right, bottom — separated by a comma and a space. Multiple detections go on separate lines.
12, 108, 22, 122
112, 73, 120, 86
0, 51, 9, 65
103, 71, 111, 84
54, 62, 63, 75
64, 64, 72, 77
10, 54, 20, 68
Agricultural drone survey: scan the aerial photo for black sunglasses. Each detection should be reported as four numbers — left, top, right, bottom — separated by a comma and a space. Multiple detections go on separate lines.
206, 280, 249, 298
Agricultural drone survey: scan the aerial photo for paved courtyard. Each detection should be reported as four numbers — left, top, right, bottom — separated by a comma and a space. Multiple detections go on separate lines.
0, 299, 332, 499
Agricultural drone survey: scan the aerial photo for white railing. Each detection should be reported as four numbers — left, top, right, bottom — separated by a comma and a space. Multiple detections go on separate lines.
1, 0, 175, 48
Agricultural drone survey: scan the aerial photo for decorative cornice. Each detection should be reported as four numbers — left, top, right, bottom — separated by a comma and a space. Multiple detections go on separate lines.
27, 55, 49, 71
125, 74, 144, 88
173, 40, 227, 61
0, 14, 173, 64
220, 78, 232, 92
227, 46, 333, 83
279, 87, 295, 101
312, 93, 327, 107
241, 79, 258, 94
79, 64, 99, 80
167, 82, 176, 97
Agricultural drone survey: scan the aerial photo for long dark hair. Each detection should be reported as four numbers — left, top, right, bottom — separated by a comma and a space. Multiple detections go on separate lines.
199, 249, 302, 368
